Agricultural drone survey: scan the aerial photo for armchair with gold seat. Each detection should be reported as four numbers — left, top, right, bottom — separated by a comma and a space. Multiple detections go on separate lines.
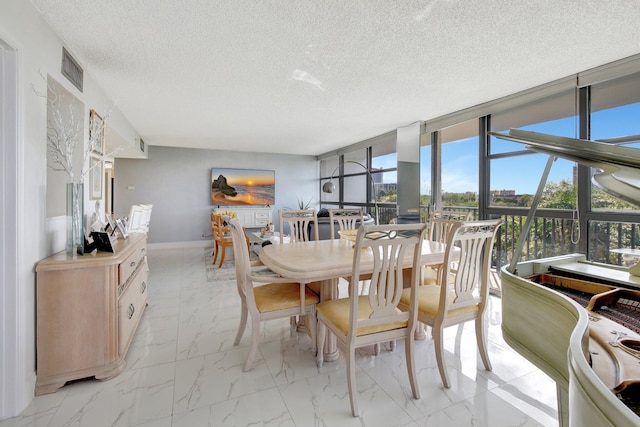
227, 218, 319, 372
316, 223, 428, 417
399, 219, 502, 388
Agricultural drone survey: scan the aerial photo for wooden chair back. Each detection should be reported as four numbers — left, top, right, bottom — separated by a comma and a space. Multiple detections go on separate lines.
348, 223, 427, 341
227, 218, 254, 305
328, 208, 363, 240
438, 219, 502, 318
278, 209, 319, 243
429, 210, 472, 243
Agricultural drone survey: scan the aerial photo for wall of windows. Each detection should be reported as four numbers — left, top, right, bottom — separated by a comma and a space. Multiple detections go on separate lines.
440, 119, 479, 210
320, 140, 398, 224
321, 54, 640, 267
489, 89, 577, 209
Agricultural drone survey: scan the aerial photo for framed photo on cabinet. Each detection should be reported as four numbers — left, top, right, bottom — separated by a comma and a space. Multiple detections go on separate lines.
90, 157, 103, 200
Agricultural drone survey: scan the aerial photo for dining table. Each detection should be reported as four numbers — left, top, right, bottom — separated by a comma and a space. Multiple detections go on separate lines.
258, 236, 452, 361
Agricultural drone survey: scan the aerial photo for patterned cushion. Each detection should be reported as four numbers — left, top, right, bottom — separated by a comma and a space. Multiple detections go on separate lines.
316, 296, 407, 336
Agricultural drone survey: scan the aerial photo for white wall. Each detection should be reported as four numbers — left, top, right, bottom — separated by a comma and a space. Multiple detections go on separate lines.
0, 0, 140, 419
114, 146, 319, 245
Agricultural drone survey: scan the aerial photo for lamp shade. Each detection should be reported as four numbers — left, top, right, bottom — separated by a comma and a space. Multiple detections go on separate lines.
322, 181, 336, 193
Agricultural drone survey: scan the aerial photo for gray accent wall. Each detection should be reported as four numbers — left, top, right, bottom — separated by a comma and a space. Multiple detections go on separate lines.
114, 146, 318, 245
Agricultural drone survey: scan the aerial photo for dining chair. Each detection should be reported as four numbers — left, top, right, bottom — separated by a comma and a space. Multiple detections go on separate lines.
329, 207, 371, 295
428, 210, 472, 242
227, 218, 319, 371
316, 222, 428, 417
278, 209, 322, 329
328, 208, 363, 240
211, 214, 232, 267
212, 214, 249, 267
399, 219, 502, 388
278, 209, 319, 243
423, 210, 472, 285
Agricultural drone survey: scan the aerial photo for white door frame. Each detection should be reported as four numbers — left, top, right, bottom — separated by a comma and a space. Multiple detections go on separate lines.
0, 37, 22, 420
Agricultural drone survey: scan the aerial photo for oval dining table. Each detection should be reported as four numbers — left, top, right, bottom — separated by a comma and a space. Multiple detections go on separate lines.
258, 237, 452, 361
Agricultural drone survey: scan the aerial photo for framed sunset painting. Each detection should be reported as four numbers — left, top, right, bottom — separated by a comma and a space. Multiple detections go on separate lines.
211, 168, 275, 206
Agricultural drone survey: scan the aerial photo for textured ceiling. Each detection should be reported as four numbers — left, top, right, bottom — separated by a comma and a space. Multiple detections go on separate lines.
31, 0, 640, 156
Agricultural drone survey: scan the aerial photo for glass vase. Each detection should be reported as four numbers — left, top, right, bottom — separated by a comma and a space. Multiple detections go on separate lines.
66, 182, 85, 256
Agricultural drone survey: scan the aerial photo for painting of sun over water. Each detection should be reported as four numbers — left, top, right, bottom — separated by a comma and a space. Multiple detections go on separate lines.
211, 168, 275, 205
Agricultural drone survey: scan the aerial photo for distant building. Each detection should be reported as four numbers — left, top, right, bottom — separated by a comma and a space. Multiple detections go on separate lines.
493, 189, 516, 197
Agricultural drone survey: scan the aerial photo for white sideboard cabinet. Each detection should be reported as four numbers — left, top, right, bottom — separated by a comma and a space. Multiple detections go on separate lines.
34, 233, 148, 395
212, 206, 273, 228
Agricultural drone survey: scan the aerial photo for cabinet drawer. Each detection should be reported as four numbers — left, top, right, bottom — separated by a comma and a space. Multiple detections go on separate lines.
255, 212, 270, 219
118, 268, 148, 353
255, 219, 269, 226
119, 243, 146, 285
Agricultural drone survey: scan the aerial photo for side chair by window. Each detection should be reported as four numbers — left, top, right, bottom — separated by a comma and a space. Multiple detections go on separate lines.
316, 222, 428, 417
328, 208, 363, 240
424, 210, 472, 285
399, 219, 502, 388
278, 209, 319, 243
228, 218, 319, 372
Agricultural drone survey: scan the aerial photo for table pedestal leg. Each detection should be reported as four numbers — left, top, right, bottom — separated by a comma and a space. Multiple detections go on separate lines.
320, 278, 339, 362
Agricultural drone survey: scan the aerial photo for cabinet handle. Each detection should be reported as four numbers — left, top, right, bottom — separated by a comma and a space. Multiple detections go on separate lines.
140, 282, 146, 294
130, 261, 136, 268
128, 303, 135, 319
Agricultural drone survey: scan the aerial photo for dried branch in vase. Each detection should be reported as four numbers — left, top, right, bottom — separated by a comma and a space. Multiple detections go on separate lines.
35, 73, 124, 184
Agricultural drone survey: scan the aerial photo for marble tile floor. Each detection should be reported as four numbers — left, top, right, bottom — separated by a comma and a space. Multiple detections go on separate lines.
1, 247, 558, 427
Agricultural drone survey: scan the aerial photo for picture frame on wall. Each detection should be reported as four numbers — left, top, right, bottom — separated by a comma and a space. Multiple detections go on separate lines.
89, 157, 103, 200
89, 109, 104, 155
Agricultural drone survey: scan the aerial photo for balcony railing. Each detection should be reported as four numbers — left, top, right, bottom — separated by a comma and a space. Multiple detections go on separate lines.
334, 203, 639, 291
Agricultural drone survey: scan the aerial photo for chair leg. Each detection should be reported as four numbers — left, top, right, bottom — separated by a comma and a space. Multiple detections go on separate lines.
243, 316, 260, 372
373, 343, 380, 356
233, 304, 248, 346
289, 316, 297, 336
316, 321, 326, 367
217, 246, 226, 268
212, 242, 219, 264
346, 347, 359, 417
306, 311, 317, 354
476, 317, 492, 371
433, 325, 450, 388
405, 331, 420, 399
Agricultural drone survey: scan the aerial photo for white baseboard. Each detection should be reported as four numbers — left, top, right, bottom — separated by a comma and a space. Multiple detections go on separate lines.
148, 240, 213, 250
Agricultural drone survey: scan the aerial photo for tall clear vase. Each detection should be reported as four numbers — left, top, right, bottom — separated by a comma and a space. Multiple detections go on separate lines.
66, 182, 85, 256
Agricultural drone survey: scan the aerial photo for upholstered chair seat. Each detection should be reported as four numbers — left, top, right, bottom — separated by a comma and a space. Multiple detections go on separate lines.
254, 283, 319, 313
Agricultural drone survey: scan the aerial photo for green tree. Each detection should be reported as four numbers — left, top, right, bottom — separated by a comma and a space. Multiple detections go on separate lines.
540, 179, 576, 209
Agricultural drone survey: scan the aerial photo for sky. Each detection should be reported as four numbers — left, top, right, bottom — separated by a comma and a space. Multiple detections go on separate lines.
414, 102, 640, 195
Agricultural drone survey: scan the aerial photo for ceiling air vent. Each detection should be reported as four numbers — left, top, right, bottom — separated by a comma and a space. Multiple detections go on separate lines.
61, 47, 83, 92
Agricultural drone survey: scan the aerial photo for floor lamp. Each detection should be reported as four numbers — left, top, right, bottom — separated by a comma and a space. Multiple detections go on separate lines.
321, 160, 379, 225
